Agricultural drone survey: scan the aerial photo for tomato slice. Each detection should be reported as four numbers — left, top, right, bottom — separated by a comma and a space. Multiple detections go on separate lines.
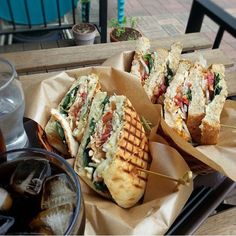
205, 72, 214, 91
100, 112, 113, 144
102, 112, 112, 123
153, 83, 166, 99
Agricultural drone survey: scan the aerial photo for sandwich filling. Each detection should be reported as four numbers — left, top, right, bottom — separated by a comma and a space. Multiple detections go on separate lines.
140, 53, 156, 84
82, 95, 126, 192
131, 37, 153, 84
202, 70, 222, 104
144, 42, 182, 104
164, 61, 192, 141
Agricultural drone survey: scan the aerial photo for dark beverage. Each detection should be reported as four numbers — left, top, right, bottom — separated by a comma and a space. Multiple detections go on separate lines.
0, 149, 85, 235
0, 129, 6, 164
0, 129, 6, 154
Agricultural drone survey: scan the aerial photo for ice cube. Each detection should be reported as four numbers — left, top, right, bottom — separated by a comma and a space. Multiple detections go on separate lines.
30, 203, 74, 235
0, 215, 15, 235
10, 159, 51, 195
41, 173, 76, 210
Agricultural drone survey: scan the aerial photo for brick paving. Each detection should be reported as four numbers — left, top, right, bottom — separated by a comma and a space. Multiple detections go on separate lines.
104, 0, 236, 67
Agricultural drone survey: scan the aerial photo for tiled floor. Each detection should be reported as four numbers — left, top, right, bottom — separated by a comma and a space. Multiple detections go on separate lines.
103, 0, 236, 68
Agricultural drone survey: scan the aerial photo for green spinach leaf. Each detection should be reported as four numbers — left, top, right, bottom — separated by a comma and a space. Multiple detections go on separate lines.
60, 86, 79, 113
83, 148, 91, 167
143, 53, 154, 71
186, 89, 192, 101
94, 181, 108, 192
166, 63, 174, 86
214, 73, 222, 97
55, 121, 65, 140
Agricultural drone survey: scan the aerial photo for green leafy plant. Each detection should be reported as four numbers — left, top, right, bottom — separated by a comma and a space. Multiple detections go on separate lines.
109, 16, 140, 40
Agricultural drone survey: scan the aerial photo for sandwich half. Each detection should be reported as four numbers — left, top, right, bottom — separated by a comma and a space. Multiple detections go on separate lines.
199, 64, 228, 144
45, 74, 100, 155
130, 37, 157, 85
49, 109, 79, 157
163, 60, 192, 142
143, 42, 183, 104
74, 94, 150, 208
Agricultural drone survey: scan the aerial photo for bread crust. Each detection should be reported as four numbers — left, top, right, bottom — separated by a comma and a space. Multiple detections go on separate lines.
50, 109, 79, 157
45, 117, 69, 155
187, 113, 205, 144
200, 120, 220, 145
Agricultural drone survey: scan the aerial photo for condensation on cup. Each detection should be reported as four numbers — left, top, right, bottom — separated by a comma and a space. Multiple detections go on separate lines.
0, 58, 28, 151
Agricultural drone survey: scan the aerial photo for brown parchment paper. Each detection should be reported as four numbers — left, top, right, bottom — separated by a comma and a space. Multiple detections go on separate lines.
20, 66, 192, 235
103, 51, 236, 181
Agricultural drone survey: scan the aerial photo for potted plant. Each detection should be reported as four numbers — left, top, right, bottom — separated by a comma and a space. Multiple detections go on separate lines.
72, 22, 96, 45
109, 16, 142, 42
71, 0, 96, 46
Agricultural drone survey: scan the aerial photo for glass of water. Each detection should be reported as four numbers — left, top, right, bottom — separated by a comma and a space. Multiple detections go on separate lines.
0, 58, 28, 150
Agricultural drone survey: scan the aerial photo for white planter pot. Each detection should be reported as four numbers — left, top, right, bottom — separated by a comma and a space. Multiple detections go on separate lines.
72, 23, 96, 46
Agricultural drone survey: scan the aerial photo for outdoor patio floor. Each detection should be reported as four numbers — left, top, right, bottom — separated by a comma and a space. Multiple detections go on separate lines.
104, 0, 236, 70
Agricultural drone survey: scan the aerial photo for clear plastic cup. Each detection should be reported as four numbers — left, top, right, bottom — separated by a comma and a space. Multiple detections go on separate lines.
0, 58, 28, 150
0, 148, 85, 234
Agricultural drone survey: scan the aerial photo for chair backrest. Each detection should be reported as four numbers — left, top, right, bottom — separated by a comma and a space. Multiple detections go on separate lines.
185, 0, 236, 48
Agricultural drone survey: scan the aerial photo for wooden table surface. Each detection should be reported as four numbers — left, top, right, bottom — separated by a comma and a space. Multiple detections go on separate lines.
194, 207, 236, 235
1, 32, 236, 234
1, 33, 236, 97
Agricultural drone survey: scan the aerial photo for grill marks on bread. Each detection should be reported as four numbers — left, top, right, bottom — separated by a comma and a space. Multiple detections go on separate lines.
117, 103, 150, 185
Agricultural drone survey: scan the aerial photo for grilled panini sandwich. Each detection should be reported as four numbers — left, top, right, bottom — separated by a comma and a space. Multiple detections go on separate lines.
45, 74, 100, 156
74, 94, 150, 208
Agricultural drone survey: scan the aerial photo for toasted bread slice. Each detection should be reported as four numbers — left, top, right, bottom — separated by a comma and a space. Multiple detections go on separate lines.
168, 41, 183, 74
50, 109, 79, 158
186, 62, 206, 143
44, 117, 69, 155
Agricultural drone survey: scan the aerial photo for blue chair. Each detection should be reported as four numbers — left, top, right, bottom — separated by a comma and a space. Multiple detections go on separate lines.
0, 0, 79, 44
0, 0, 79, 43
0, 0, 108, 43
0, 0, 79, 25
